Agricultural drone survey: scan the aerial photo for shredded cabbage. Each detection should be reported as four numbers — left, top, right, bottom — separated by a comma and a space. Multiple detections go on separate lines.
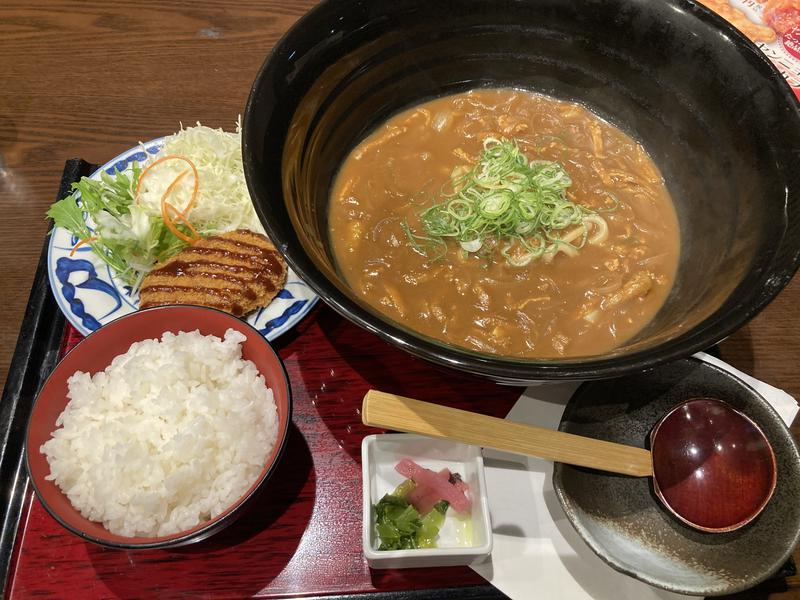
137, 122, 265, 235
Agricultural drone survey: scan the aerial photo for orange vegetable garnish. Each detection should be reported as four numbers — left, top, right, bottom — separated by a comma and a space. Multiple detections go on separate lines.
164, 202, 201, 242
159, 170, 200, 244
69, 236, 98, 256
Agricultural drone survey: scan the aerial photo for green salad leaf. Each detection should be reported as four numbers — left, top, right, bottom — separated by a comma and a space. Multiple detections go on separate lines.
46, 193, 93, 244
46, 164, 193, 292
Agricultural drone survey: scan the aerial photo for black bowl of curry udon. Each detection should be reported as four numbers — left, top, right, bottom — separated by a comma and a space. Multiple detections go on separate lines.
243, 0, 800, 383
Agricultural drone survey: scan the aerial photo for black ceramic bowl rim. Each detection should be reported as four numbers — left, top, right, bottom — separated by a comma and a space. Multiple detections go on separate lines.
552, 357, 800, 595
24, 305, 293, 550
243, 0, 800, 382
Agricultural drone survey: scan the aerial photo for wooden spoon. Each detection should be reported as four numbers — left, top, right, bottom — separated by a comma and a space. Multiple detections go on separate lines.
362, 390, 777, 532
362, 389, 652, 476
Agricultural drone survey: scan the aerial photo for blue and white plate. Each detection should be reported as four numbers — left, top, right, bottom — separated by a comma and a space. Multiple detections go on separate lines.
47, 138, 318, 340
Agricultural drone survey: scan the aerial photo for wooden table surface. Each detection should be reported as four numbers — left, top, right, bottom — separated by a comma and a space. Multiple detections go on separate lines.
0, 1, 798, 598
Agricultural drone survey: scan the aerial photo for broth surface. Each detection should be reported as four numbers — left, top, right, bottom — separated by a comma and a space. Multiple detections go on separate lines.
329, 89, 679, 358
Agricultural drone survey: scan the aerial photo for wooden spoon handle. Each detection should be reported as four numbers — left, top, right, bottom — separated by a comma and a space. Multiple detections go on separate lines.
362, 390, 653, 477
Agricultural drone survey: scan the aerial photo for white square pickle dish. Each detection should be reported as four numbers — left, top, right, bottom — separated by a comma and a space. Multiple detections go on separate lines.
361, 433, 493, 569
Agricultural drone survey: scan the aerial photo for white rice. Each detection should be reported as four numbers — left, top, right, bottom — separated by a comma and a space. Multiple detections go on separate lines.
41, 328, 278, 538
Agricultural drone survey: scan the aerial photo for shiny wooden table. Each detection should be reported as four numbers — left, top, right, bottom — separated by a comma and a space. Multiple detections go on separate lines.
0, 1, 798, 598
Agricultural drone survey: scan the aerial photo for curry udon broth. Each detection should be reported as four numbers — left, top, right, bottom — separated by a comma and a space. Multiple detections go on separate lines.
329, 89, 679, 358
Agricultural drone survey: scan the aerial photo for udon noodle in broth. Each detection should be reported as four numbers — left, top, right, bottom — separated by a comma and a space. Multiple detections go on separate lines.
329, 89, 679, 358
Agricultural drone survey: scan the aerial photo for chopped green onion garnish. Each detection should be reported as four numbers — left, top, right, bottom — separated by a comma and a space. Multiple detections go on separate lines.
409, 137, 610, 266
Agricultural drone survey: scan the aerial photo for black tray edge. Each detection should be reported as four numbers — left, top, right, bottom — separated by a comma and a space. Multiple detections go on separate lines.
301, 586, 507, 600
0, 159, 97, 597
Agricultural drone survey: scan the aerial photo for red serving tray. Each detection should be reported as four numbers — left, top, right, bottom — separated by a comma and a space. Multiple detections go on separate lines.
7, 304, 521, 598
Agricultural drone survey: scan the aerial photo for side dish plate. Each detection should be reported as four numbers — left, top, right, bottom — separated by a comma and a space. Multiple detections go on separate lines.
46, 139, 318, 339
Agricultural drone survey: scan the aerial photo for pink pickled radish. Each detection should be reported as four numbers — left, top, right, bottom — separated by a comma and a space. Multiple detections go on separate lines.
395, 459, 471, 513
408, 468, 451, 514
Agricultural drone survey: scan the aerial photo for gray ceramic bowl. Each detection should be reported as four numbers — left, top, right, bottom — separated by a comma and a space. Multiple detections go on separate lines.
553, 358, 800, 596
